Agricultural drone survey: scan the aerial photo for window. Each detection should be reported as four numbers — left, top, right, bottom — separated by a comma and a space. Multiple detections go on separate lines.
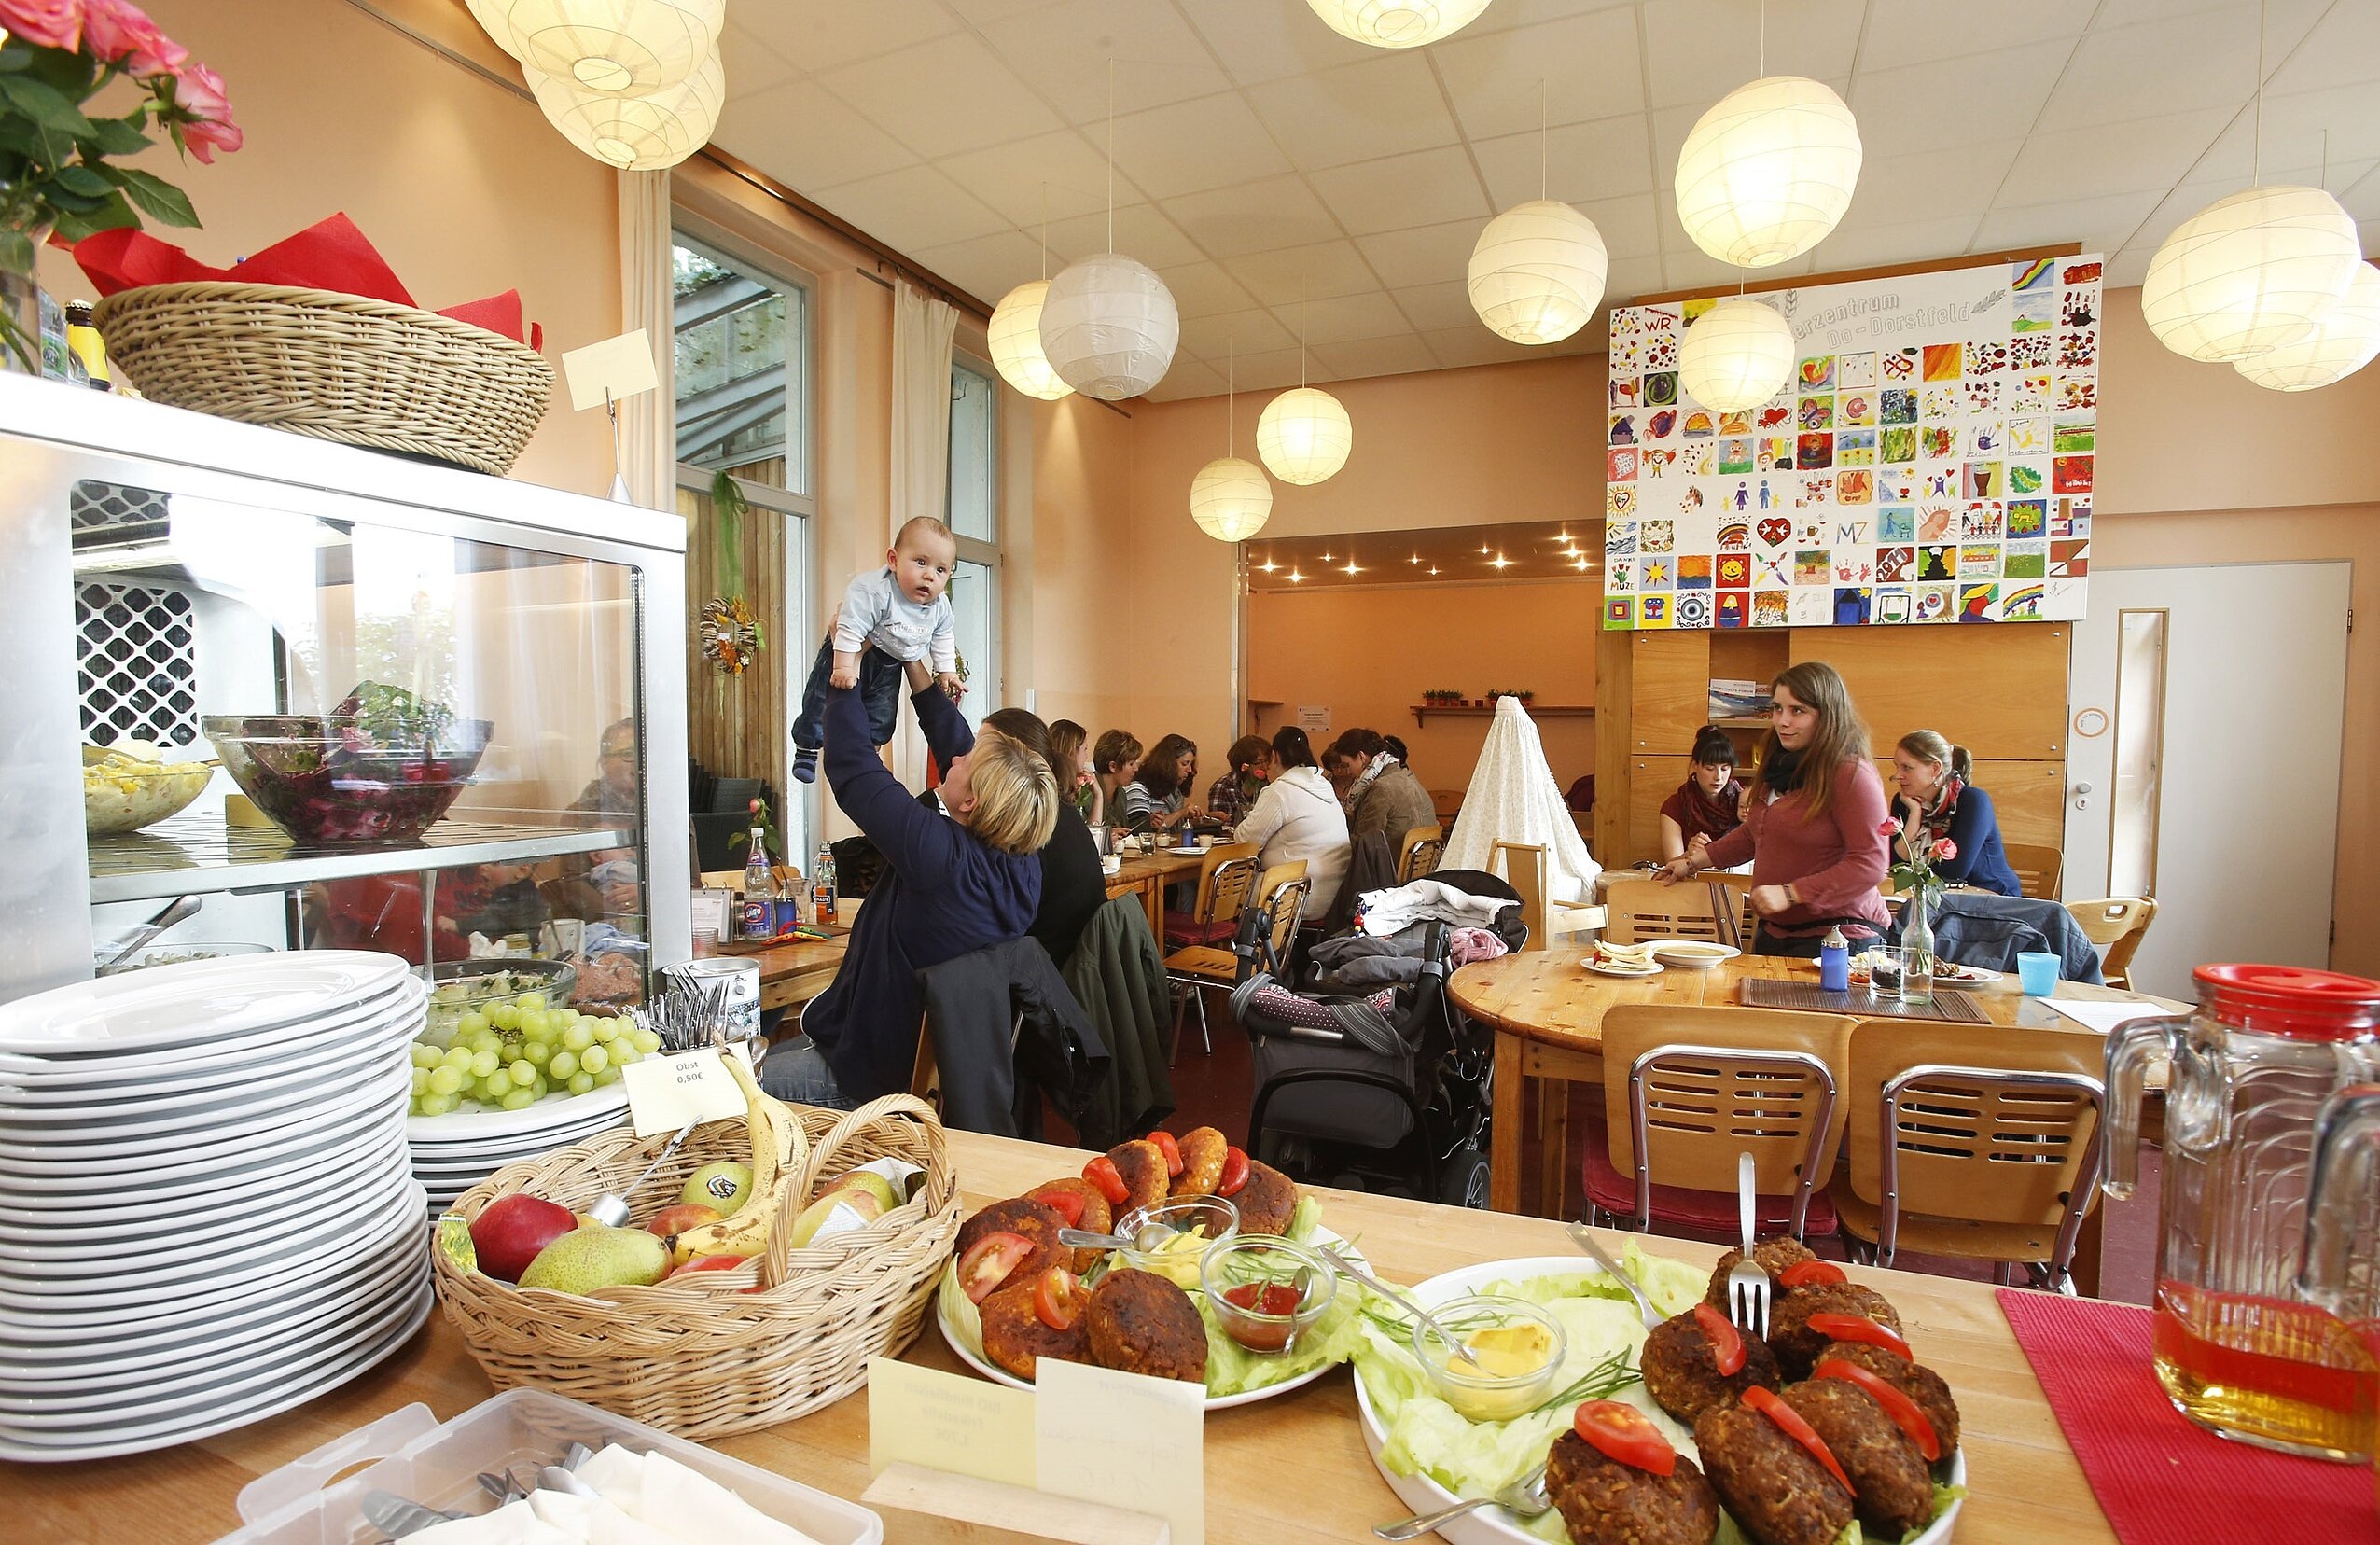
674, 237, 809, 495
945, 358, 1000, 729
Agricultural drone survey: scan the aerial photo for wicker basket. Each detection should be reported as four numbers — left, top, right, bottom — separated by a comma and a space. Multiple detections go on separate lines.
91, 282, 553, 476
434, 1094, 961, 1439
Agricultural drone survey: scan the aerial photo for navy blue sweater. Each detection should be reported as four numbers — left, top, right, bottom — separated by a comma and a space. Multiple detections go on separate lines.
801, 683, 1041, 1101
1910, 784, 2024, 898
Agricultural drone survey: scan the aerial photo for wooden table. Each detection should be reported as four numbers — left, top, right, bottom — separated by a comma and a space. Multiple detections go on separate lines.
2, 1127, 2119, 1545
1106, 847, 1205, 939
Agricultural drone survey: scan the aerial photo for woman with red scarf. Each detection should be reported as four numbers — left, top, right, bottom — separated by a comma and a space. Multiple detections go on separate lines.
1659, 727, 1746, 862
1891, 730, 2023, 897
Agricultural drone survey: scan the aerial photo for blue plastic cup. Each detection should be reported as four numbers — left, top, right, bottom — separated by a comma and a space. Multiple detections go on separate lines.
2017, 951, 2060, 996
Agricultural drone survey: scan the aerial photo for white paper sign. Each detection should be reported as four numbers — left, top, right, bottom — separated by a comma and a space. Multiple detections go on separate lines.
1035, 1359, 1204, 1545
620, 1043, 757, 1137
1296, 704, 1331, 735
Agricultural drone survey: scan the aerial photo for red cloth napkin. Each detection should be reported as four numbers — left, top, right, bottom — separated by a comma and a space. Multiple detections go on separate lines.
70, 213, 541, 349
1997, 1288, 2377, 1544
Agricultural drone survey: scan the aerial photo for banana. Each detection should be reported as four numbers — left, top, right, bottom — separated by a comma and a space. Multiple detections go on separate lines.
665, 1051, 795, 1266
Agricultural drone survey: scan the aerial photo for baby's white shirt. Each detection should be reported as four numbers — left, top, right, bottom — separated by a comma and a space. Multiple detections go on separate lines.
836, 566, 957, 672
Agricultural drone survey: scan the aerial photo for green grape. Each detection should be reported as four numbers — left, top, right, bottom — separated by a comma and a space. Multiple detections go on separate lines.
567, 1071, 594, 1095
515, 1009, 550, 1039
612, 1044, 640, 1067
508, 1059, 536, 1087
487, 1003, 520, 1031
410, 1042, 437, 1068
427, 1065, 464, 1095
418, 1091, 457, 1116
516, 992, 547, 1013
522, 1045, 552, 1073
501, 1087, 536, 1110
411, 1066, 431, 1094
442, 1044, 475, 1070
592, 1020, 621, 1044
479, 1073, 511, 1102
593, 1065, 622, 1087
531, 1072, 550, 1096
548, 1051, 578, 1079
561, 1023, 594, 1051
579, 1045, 609, 1075
456, 1010, 489, 1037
469, 1050, 500, 1078
631, 1028, 661, 1054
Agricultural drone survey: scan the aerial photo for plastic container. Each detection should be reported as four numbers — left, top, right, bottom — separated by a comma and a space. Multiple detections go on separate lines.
210, 1386, 883, 1544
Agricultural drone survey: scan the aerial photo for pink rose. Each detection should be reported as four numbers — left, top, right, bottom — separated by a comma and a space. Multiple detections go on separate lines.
1877, 818, 1900, 837
174, 60, 241, 162
82, 0, 184, 77
1933, 838, 1958, 861
0, 0, 84, 50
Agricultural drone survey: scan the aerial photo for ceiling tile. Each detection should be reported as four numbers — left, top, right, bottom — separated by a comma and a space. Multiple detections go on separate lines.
1310, 146, 1493, 235
2037, 11, 2274, 134
1109, 93, 1294, 199
1294, 289, 1411, 344
1220, 347, 1308, 393
1639, 0, 1863, 111
1434, 8, 1646, 139
1244, 52, 1461, 172
1180, 307, 1299, 358
1856, 0, 2087, 71
815, 33, 1061, 160
2003, 108, 2233, 202
1805, 215, 1985, 271
942, 0, 1064, 21
1224, 240, 1381, 305
812, 164, 1011, 254
2103, 248, 2156, 289
1312, 332, 1442, 382
1658, 245, 1753, 295
1840, 141, 2024, 229
908, 230, 1050, 304
1045, 202, 1206, 268
1848, 49, 2058, 154
1472, 115, 1656, 206
717, 17, 800, 95
1142, 356, 1228, 400
2333, 165, 2380, 222
734, 0, 959, 74
1356, 219, 1485, 288
2270, 0, 2380, 93
935, 131, 1145, 229
1972, 192, 2166, 255
1422, 326, 1546, 369
1166, 175, 1343, 258
1155, 260, 1261, 318
715, 80, 919, 193
981, 0, 1231, 121
2190, 87, 2380, 184
1175, 0, 1378, 86
1391, 280, 1482, 332
1602, 256, 1666, 306
2093, 0, 2326, 44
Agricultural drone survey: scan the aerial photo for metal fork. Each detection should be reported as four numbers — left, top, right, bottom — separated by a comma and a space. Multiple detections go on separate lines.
1566, 1223, 1663, 1331
1373, 1462, 1553, 1540
1728, 1150, 1771, 1338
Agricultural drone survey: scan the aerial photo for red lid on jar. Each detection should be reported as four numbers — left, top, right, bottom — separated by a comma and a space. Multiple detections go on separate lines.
2193, 964, 2380, 1042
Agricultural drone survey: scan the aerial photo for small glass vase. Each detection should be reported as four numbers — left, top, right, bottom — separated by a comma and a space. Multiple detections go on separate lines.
1900, 886, 1937, 1005
0, 194, 60, 379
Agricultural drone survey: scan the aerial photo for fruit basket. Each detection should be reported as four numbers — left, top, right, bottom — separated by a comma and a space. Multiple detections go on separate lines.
433, 1093, 960, 1440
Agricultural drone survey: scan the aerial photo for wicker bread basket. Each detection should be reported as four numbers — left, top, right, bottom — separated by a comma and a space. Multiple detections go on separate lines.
434, 1094, 961, 1439
91, 281, 553, 476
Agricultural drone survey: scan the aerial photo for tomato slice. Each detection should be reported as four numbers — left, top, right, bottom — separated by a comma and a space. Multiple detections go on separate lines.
1779, 1259, 1848, 1288
1806, 1312, 1914, 1361
957, 1232, 1036, 1303
1743, 1386, 1852, 1493
1032, 1266, 1084, 1330
1081, 1155, 1131, 1206
1217, 1146, 1251, 1198
1571, 1399, 1676, 1477
1037, 1189, 1087, 1228
1692, 1302, 1747, 1375
1150, 1131, 1184, 1176
1816, 1357, 1942, 1462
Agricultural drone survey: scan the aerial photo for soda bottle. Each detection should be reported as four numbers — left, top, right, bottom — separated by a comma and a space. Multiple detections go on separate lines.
740, 810, 774, 940
813, 842, 838, 926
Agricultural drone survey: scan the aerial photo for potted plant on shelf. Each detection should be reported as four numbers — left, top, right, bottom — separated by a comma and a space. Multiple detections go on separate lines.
0, 0, 243, 371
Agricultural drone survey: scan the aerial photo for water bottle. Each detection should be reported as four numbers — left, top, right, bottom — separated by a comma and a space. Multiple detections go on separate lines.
739, 813, 773, 940
813, 842, 838, 926
1818, 924, 1850, 993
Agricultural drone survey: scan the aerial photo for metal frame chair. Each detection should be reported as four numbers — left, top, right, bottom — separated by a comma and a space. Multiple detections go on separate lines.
1162, 856, 1275, 1058
1625, 1044, 1839, 1239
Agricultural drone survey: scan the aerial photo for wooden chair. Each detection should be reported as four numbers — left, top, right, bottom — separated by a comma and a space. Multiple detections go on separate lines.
1582, 1006, 1856, 1240
2065, 897, 2157, 990
2003, 842, 2065, 901
1491, 841, 1549, 953
1396, 824, 1445, 884
1165, 864, 1308, 1064
1710, 873, 1759, 953
1161, 842, 1260, 950
1603, 875, 1738, 948
1828, 1020, 2107, 1290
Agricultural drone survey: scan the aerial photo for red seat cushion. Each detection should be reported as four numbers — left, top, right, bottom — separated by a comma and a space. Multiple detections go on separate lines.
1163, 912, 1236, 949
1579, 1119, 1836, 1236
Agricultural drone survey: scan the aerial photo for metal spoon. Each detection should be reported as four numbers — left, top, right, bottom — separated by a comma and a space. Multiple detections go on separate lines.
1057, 1222, 1178, 1254
1373, 1461, 1554, 1540
584, 1120, 699, 1229
360, 1490, 462, 1538
1319, 1245, 1487, 1372
538, 1465, 598, 1500
1566, 1223, 1665, 1332
100, 894, 199, 971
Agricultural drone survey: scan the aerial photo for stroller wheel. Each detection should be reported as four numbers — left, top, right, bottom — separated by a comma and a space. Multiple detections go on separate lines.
1438, 1142, 1491, 1210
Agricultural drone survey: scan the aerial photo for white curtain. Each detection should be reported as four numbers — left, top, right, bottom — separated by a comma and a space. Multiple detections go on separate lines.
616, 169, 676, 510
1441, 695, 1603, 903
890, 284, 957, 539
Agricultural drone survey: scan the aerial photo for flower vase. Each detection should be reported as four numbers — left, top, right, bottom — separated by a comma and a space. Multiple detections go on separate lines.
1900, 887, 1936, 1005
0, 196, 60, 379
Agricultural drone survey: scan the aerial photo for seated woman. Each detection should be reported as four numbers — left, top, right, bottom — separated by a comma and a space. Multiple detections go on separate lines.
1661, 726, 1746, 863
1231, 726, 1350, 917
1325, 727, 1436, 846
1050, 718, 1099, 828
1892, 730, 2023, 896
1206, 734, 1272, 827
985, 707, 1107, 968
764, 656, 1059, 1109
1118, 733, 1199, 838
1090, 728, 1141, 841
1660, 661, 1890, 956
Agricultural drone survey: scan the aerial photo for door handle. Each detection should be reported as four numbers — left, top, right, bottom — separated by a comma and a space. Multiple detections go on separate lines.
2071, 780, 2093, 811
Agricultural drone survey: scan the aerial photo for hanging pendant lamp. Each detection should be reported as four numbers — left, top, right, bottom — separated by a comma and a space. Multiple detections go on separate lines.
1673, 7, 1859, 269
499, 0, 722, 96
989, 193, 1075, 401
1040, 64, 1178, 400
2234, 262, 2380, 390
527, 48, 723, 170
1304, 0, 1494, 49
1469, 82, 1608, 345
1258, 286, 1353, 484
1677, 295, 1795, 412
1192, 345, 1274, 542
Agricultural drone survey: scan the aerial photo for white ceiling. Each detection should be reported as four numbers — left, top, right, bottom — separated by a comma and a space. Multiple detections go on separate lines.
709, 0, 2380, 400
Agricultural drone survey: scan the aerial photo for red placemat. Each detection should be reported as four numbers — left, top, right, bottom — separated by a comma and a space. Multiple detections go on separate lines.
1997, 1288, 2376, 1543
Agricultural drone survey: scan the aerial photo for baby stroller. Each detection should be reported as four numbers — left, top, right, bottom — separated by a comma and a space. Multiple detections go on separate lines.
1228, 869, 1524, 1208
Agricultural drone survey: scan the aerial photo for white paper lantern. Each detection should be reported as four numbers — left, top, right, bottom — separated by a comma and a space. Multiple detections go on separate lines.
1468, 200, 1608, 345
1190, 456, 1274, 542
2142, 185, 2363, 363
1256, 386, 1353, 485
1303, 0, 1493, 49
2234, 263, 2380, 391
1677, 297, 1795, 412
464, 0, 524, 58
987, 280, 1074, 402
528, 50, 722, 171
1038, 253, 1179, 400
1675, 76, 1863, 269
503, 0, 722, 96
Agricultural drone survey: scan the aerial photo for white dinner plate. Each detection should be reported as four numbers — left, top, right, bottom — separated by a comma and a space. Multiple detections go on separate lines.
1935, 963, 2004, 983
0, 952, 411, 1055
1583, 960, 1664, 979
0, 1059, 406, 1158
0, 985, 421, 1102
403, 1081, 631, 1143
1350, 1255, 1967, 1545
403, 1112, 629, 1155
0, 1072, 400, 1178
0, 974, 424, 1082
0, 1113, 395, 1209
0, 1128, 406, 1247
0, 1037, 407, 1125
1644, 939, 1742, 969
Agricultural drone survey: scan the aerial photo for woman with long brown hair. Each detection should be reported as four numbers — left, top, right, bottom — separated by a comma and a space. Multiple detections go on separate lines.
1660, 661, 1891, 955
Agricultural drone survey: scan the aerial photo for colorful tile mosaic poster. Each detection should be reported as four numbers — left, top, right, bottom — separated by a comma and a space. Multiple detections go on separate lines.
1604, 256, 2100, 629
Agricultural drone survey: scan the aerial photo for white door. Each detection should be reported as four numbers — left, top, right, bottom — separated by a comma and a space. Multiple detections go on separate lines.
2065, 562, 2350, 995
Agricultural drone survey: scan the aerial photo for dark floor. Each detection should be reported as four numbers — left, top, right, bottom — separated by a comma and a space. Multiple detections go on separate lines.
1153, 985, 2161, 1304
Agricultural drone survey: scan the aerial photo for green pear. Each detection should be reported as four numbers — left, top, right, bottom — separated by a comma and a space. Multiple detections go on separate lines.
681, 1160, 753, 1211
517, 1225, 669, 1294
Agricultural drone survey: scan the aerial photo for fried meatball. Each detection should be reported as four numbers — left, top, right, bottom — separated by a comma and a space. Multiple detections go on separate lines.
1232, 1159, 1299, 1236
1083, 1267, 1208, 1385
1817, 1343, 1961, 1457
1173, 1126, 1227, 1198
1107, 1139, 1172, 1214
1781, 1379, 1934, 1539
1640, 1309, 1783, 1424
978, 1277, 1089, 1382
1691, 1401, 1855, 1545
1026, 1178, 1112, 1272
955, 1198, 1067, 1299
1704, 1237, 1818, 1310
1768, 1283, 1903, 1381
1543, 1428, 1721, 1545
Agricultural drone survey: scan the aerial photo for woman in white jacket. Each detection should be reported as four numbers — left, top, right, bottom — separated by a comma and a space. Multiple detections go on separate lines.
1232, 726, 1351, 916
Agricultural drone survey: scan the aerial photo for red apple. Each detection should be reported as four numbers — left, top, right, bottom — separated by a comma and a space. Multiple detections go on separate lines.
469, 1193, 576, 1283
644, 1203, 722, 1239
669, 1254, 746, 1278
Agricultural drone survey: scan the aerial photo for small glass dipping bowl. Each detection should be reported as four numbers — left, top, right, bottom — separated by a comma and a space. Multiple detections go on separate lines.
1411, 1293, 1569, 1422
1114, 1196, 1239, 1288
1200, 1234, 1339, 1356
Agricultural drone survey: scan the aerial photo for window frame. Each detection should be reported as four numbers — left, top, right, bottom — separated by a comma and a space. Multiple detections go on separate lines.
946, 347, 1000, 724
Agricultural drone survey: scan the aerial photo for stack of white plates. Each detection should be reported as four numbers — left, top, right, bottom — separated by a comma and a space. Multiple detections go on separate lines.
409, 1084, 631, 1216
0, 952, 432, 1462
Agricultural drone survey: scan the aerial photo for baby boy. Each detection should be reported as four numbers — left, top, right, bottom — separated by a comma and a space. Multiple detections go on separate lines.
792, 515, 963, 783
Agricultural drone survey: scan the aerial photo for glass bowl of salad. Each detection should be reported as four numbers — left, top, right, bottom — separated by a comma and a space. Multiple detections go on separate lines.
423, 958, 578, 1045
204, 683, 491, 846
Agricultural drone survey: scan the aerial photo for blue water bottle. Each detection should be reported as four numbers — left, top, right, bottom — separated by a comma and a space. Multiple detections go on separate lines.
1818, 925, 1850, 993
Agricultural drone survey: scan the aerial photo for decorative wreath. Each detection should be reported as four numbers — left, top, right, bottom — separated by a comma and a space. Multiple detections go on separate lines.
699, 597, 763, 676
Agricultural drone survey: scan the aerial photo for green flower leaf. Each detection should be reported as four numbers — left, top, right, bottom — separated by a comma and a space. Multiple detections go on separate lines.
0, 228, 35, 278
49, 163, 110, 198
52, 194, 138, 244
104, 165, 198, 228
0, 73, 96, 137
79, 116, 150, 158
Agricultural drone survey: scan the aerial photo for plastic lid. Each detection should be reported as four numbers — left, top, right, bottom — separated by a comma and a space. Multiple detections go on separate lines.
2193, 963, 2380, 1042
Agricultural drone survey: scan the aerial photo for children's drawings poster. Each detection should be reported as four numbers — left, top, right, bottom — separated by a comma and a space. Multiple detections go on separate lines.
1602, 255, 2102, 630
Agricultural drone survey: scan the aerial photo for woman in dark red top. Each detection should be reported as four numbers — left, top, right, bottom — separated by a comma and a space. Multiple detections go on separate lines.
1659, 726, 1746, 861
1660, 661, 1891, 956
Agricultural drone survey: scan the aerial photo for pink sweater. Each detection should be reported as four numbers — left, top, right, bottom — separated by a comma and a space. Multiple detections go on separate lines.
1704, 758, 1892, 939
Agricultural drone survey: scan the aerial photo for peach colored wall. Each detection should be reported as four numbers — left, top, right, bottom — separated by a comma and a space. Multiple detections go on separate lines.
1018, 396, 1138, 739
1247, 581, 1600, 797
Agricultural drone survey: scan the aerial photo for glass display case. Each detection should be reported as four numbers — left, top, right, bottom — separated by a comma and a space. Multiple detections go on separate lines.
0, 375, 691, 1004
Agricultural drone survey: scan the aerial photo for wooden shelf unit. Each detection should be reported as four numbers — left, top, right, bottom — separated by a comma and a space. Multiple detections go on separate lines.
1411, 703, 1594, 725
